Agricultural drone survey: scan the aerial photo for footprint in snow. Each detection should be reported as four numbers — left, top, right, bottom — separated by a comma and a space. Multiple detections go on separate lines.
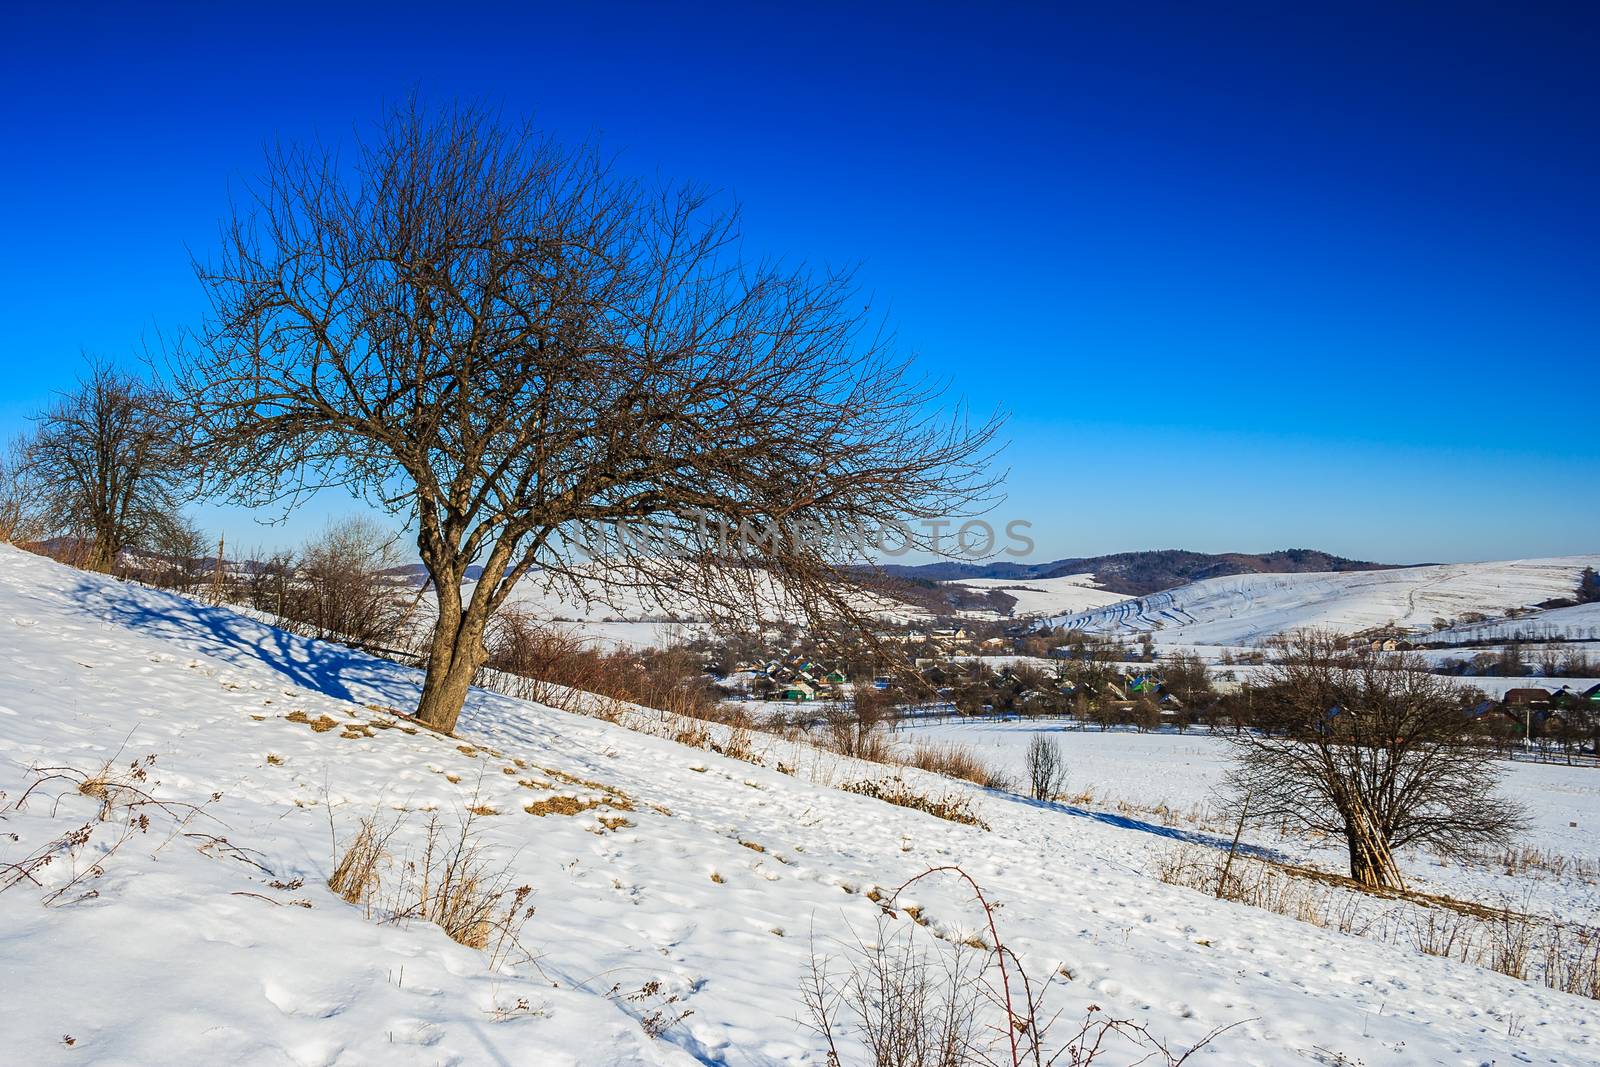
261, 976, 349, 1020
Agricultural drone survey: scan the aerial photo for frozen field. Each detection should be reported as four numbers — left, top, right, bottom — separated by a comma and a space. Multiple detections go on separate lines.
893, 720, 1600, 857
2, 545, 1599, 1065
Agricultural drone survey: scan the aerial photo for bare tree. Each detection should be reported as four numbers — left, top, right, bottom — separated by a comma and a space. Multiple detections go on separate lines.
1024, 734, 1066, 802
0, 436, 46, 545
1225, 631, 1524, 889
239, 546, 297, 618
284, 517, 410, 650
175, 102, 999, 733
23, 359, 188, 571
143, 515, 211, 594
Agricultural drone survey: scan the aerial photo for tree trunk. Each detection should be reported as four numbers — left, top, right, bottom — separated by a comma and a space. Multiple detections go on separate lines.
86, 532, 116, 573
415, 642, 481, 735
413, 580, 487, 735
1344, 810, 1404, 891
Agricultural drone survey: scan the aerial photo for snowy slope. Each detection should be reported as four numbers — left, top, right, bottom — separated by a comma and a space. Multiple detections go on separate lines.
945, 573, 1131, 618
1431, 600, 1600, 644
2, 545, 1598, 1065
1043, 556, 1600, 645
453, 564, 929, 648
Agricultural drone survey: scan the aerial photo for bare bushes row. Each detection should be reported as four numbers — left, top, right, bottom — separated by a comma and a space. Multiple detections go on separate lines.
484, 609, 721, 722
805, 689, 1011, 791
480, 614, 1017, 796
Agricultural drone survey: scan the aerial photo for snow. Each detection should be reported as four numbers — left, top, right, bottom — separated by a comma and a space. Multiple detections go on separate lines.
451, 564, 928, 649
1043, 556, 1600, 646
945, 573, 1131, 618
2, 544, 1599, 1065
893, 719, 1600, 940
1431, 601, 1600, 645
892, 721, 1597, 855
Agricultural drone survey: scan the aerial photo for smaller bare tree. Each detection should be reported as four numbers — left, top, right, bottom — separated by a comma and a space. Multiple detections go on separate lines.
146, 516, 211, 594
239, 547, 296, 618
1158, 652, 1214, 713
0, 436, 45, 545
282, 517, 410, 651
1225, 631, 1525, 889
1024, 734, 1067, 802
22, 359, 188, 571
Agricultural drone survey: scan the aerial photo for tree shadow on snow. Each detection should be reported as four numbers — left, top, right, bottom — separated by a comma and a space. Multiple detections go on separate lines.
1008, 792, 1291, 863
70, 576, 424, 712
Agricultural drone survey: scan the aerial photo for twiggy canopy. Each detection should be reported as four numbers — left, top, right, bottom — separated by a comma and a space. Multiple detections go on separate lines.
25, 359, 188, 572
1225, 631, 1524, 889
176, 102, 1002, 732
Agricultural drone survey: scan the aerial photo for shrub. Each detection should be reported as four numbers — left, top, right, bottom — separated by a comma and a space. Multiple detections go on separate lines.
327, 807, 535, 966
1024, 734, 1066, 801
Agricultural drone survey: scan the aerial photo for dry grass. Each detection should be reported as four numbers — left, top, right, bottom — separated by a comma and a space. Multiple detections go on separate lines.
328, 807, 535, 964
285, 709, 341, 733
804, 869, 1235, 1067
4, 754, 224, 906
1545, 925, 1600, 999
607, 979, 695, 1040
1494, 845, 1600, 882
519, 769, 633, 819
841, 778, 989, 831
326, 809, 537, 966
327, 813, 398, 907
1155, 843, 1600, 998
397, 813, 524, 951
524, 795, 603, 817
902, 742, 1011, 791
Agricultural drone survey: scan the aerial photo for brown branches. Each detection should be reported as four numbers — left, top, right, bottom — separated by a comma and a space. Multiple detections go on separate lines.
175, 100, 1003, 733
1224, 631, 1528, 889
20, 358, 190, 571
2, 753, 224, 906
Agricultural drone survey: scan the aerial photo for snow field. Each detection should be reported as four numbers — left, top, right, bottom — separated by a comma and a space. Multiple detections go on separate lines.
1, 545, 1598, 1065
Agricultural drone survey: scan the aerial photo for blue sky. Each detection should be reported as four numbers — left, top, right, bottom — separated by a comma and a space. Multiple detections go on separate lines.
1, 2, 1595, 565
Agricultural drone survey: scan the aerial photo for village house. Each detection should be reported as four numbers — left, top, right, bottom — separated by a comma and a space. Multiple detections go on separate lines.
775, 680, 816, 702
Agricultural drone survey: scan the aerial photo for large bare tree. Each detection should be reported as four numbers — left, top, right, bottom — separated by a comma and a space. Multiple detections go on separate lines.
24, 360, 188, 572
176, 103, 1001, 734
1225, 631, 1523, 889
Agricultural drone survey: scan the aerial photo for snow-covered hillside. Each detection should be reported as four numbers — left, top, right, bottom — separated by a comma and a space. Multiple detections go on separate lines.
453, 564, 930, 649
1431, 600, 1600, 645
2, 545, 1598, 1065
1043, 556, 1600, 645
945, 573, 1130, 618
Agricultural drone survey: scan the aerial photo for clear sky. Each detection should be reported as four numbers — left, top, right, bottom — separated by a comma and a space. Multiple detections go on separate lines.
1, 2, 1595, 565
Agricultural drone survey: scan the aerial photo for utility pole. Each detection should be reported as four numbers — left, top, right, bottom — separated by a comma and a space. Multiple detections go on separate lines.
210, 535, 225, 606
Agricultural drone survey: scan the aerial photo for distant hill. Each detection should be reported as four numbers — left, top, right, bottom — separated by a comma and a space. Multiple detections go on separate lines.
1041, 556, 1600, 645
880, 548, 1399, 597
